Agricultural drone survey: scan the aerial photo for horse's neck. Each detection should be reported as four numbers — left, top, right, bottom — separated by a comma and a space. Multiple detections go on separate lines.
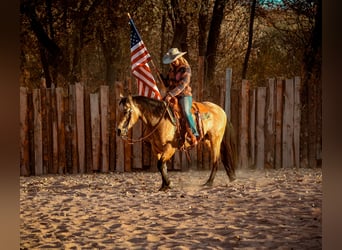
136, 101, 165, 127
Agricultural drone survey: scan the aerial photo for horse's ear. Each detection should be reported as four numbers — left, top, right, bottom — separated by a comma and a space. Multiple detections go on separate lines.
128, 94, 133, 104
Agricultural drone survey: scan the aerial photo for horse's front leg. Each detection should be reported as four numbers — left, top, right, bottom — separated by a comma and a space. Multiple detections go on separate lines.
157, 159, 171, 191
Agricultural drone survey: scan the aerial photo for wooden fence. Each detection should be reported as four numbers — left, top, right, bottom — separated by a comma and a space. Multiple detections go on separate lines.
19, 75, 302, 176
233, 77, 301, 169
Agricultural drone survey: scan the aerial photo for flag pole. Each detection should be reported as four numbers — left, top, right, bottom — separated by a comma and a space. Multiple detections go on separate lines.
127, 13, 165, 93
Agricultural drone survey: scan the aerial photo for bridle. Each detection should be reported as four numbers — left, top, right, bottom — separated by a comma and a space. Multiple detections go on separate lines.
119, 100, 170, 144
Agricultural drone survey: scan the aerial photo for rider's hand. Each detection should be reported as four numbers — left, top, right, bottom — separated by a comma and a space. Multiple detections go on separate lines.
165, 95, 172, 102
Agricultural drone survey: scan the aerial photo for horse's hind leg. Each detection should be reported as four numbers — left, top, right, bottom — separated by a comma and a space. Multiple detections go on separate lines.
221, 140, 236, 182
204, 162, 218, 186
204, 139, 220, 186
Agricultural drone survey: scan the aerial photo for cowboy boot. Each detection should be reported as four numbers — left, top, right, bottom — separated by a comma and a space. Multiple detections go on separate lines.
185, 124, 198, 146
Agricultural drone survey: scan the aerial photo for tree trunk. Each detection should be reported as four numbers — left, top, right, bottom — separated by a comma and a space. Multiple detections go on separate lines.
198, 0, 210, 56
170, 0, 188, 52
205, 0, 227, 85
242, 0, 257, 80
300, 0, 321, 168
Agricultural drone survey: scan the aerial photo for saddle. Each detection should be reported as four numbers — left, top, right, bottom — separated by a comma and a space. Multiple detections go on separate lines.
165, 97, 210, 150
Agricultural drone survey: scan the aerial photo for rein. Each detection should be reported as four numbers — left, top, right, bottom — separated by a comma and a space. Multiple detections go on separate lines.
121, 100, 171, 144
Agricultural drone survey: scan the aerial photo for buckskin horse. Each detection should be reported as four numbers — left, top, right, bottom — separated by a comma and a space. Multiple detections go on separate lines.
117, 95, 237, 191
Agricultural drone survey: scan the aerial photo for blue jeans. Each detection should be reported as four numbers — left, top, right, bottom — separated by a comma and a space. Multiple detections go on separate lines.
179, 96, 199, 137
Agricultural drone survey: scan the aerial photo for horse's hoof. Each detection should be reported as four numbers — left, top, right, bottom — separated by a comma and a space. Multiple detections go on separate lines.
159, 186, 171, 192
159, 184, 172, 191
203, 181, 213, 187
228, 173, 236, 182
229, 175, 236, 182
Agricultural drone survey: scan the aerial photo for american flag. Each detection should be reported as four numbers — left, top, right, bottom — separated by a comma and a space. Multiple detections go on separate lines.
129, 16, 162, 100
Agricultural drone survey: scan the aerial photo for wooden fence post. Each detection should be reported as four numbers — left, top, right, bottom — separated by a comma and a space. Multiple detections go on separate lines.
84, 87, 92, 173
265, 79, 276, 169
282, 79, 295, 168
249, 88, 256, 168
109, 85, 116, 171
20, 87, 30, 176
275, 79, 284, 168
41, 88, 50, 174
51, 86, 59, 174
75, 83, 85, 173
68, 85, 78, 173
90, 93, 100, 171
32, 89, 43, 175
115, 82, 125, 172
255, 87, 266, 169
239, 80, 249, 168
100, 85, 110, 172
225, 68, 232, 121
294, 76, 301, 168
132, 120, 143, 170
56, 87, 66, 174
173, 151, 182, 170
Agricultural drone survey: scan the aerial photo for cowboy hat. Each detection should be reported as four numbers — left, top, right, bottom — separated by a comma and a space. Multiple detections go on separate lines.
162, 48, 187, 64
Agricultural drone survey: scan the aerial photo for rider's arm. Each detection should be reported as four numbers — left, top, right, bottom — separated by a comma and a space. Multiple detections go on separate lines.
167, 66, 191, 97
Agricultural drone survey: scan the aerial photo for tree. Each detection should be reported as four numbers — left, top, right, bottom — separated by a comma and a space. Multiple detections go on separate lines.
205, 0, 227, 86
242, 0, 257, 79
300, 0, 322, 167
198, 0, 210, 56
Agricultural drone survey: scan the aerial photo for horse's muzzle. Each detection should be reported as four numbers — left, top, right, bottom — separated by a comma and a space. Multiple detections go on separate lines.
117, 127, 127, 137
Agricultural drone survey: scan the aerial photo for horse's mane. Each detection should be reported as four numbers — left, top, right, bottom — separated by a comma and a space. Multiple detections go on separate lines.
132, 95, 166, 118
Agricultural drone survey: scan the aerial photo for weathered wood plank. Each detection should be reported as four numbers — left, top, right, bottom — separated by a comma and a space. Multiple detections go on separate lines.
275, 79, 284, 168
173, 151, 181, 170
32, 89, 43, 175
249, 88, 256, 168
230, 88, 239, 157
265, 79, 276, 169
84, 87, 93, 173
115, 82, 125, 172
282, 79, 295, 168
40, 88, 50, 174
293, 77, 301, 168
27, 92, 35, 174
75, 83, 85, 173
90, 93, 100, 171
132, 120, 143, 169
109, 86, 116, 171
100, 85, 110, 172
255, 87, 266, 169
239, 80, 249, 168
225, 68, 232, 121
143, 140, 151, 170
20, 87, 30, 176
50, 87, 59, 174
55, 87, 66, 174
69, 85, 78, 173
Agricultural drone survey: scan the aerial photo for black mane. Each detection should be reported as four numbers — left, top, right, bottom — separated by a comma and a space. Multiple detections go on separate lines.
132, 95, 166, 117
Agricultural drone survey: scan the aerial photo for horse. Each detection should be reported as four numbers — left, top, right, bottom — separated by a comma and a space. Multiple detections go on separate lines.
117, 95, 237, 191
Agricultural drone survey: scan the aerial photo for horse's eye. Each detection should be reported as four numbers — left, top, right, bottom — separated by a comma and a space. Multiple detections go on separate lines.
123, 108, 132, 115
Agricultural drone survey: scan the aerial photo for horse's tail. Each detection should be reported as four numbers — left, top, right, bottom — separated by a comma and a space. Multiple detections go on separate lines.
220, 120, 237, 181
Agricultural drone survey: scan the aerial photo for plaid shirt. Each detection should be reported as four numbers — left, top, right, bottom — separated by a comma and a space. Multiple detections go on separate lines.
166, 64, 192, 97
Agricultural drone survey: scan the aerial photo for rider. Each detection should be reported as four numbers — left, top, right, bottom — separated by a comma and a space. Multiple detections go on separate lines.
161, 48, 200, 146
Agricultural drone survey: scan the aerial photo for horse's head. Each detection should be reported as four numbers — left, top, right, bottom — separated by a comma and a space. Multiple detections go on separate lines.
117, 94, 140, 137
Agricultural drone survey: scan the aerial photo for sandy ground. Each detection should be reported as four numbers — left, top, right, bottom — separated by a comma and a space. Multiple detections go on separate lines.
20, 167, 322, 249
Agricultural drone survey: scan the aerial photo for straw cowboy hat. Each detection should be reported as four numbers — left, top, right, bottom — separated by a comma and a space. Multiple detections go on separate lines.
162, 48, 187, 64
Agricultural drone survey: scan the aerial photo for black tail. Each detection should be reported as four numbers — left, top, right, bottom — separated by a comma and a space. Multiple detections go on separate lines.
220, 120, 237, 181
